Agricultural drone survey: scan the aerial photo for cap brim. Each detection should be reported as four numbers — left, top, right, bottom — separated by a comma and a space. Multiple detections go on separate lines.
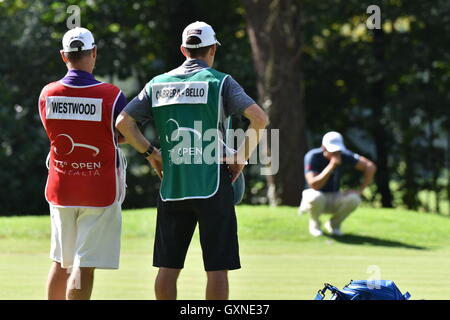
324, 144, 344, 152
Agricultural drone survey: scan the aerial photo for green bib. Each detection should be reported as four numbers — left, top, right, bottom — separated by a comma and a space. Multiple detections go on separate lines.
147, 68, 229, 201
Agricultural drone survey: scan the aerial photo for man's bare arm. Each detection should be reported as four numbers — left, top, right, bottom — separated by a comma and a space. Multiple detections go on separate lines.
115, 111, 162, 179
226, 104, 268, 182
117, 132, 127, 144
116, 111, 152, 152
354, 156, 377, 194
305, 155, 340, 190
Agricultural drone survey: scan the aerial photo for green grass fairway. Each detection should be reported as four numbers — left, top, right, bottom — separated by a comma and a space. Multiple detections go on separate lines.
1, 205, 450, 300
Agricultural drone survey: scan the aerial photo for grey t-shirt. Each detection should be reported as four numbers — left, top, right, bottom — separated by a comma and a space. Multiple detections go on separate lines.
124, 59, 255, 130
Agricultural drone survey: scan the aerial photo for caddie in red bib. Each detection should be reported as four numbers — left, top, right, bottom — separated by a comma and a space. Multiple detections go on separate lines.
40, 82, 120, 207
38, 27, 128, 300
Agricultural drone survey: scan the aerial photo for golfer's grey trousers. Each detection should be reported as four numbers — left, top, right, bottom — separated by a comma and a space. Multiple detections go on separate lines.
298, 188, 361, 228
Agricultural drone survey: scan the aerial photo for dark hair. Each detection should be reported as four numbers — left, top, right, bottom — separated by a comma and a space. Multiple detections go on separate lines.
64, 40, 93, 62
184, 36, 213, 58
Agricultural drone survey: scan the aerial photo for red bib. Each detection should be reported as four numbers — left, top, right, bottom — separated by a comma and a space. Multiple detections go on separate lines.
39, 81, 121, 207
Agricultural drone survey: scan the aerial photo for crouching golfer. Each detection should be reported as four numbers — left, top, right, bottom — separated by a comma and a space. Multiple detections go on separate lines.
299, 131, 376, 237
38, 27, 128, 299
116, 21, 268, 300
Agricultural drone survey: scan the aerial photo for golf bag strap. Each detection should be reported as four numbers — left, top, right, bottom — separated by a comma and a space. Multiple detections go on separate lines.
315, 283, 342, 300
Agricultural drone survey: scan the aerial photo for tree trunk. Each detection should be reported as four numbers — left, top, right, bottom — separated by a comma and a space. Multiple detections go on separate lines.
447, 125, 450, 215
402, 132, 419, 210
372, 28, 393, 208
242, 0, 306, 206
429, 118, 440, 214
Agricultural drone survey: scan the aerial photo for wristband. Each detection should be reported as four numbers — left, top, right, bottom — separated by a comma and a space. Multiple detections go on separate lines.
143, 145, 154, 157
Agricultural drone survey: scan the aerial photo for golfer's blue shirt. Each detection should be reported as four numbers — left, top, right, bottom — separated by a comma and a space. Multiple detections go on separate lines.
304, 148, 360, 193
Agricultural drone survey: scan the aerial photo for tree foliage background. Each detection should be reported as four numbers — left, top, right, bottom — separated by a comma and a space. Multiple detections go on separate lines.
0, 0, 448, 215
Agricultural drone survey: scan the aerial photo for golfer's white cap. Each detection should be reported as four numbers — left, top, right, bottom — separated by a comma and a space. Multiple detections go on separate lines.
62, 27, 96, 52
182, 21, 221, 48
322, 131, 346, 152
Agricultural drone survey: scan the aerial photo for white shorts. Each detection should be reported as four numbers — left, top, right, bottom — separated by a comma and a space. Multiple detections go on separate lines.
49, 201, 122, 269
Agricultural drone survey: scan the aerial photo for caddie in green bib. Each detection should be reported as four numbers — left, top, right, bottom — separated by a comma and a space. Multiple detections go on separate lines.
147, 68, 229, 201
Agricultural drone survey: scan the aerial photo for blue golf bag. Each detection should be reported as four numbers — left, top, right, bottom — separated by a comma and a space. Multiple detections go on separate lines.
315, 280, 411, 300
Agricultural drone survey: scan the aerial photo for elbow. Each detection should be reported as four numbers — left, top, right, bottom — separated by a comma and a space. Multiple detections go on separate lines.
115, 113, 128, 134
244, 104, 269, 129
310, 182, 321, 191
253, 113, 269, 129
366, 162, 377, 175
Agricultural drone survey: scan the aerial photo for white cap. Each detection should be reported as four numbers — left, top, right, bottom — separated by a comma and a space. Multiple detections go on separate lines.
182, 21, 221, 48
62, 27, 96, 52
322, 131, 346, 152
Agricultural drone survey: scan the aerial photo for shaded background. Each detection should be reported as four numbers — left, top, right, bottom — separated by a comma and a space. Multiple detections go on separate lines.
0, 0, 448, 215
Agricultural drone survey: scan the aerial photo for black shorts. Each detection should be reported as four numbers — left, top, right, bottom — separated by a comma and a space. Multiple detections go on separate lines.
153, 166, 240, 272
